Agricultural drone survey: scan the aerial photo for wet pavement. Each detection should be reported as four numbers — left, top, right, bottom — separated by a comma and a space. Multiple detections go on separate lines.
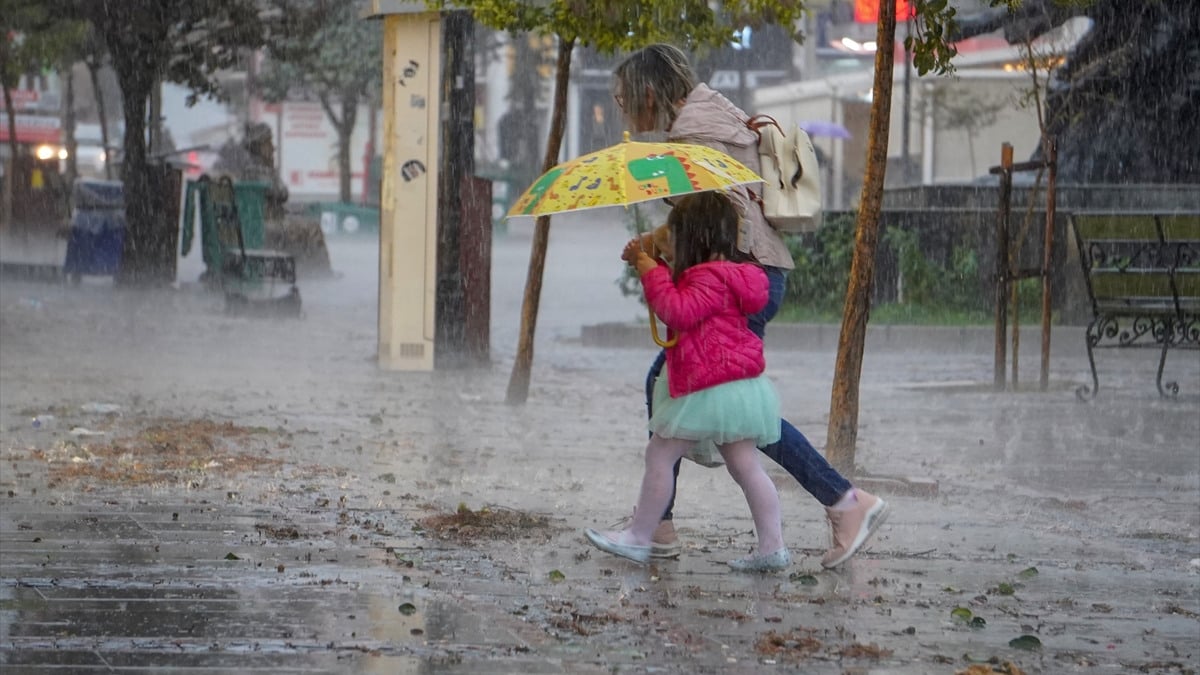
1, 214, 1198, 673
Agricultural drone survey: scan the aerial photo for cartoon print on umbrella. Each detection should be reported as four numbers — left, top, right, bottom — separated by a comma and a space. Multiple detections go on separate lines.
508, 132, 761, 218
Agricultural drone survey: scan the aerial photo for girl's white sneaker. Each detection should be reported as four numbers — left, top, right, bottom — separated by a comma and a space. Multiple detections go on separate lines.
728, 548, 791, 572
584, 528, 651, 564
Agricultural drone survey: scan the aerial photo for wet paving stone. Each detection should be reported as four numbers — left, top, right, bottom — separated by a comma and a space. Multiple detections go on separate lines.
0, 500, 585, 674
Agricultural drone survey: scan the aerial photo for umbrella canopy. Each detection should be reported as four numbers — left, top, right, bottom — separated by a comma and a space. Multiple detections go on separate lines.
799, 120, 852, 139
507, 132, 763, 219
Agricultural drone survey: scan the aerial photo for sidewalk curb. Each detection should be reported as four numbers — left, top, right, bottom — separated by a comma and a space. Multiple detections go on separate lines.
582, 321, 1087, 355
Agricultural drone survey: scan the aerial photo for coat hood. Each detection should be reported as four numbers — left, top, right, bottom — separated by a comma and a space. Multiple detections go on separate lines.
669, 84, 758, 150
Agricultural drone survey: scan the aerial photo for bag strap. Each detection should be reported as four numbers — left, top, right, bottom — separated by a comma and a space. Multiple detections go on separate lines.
746, 114, 783, 139
746, 114, 805, 189
743, 115, 782, 210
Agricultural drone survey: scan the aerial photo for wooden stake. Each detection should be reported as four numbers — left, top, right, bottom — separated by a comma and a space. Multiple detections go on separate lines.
993, 143, 1013, 390
1040, 139, 1057, 391
825, 0, 896, 477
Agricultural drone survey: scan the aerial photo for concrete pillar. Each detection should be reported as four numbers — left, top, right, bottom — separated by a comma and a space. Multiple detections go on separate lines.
366, 1, 490, 371
376, 9, 441, 370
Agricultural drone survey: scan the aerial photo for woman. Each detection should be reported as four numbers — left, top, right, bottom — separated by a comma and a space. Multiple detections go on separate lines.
612, 44, 889, 568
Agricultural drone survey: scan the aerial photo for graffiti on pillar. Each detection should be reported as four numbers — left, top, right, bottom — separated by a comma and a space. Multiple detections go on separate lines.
398, 59, 420, 87
410, 94, 426, 109
401, 159, 426, 182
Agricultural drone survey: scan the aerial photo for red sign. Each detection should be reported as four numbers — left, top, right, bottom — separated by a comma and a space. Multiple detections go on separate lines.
0, 114, 61, 144
854, 0, 913, 22
3, 88, 40, 109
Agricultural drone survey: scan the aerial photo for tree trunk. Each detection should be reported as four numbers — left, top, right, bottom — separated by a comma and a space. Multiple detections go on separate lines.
148, 76, 162, 157
338, 98, 355, 203
111, 50, 173, 286
318, 93, 354, 204
366, 94, 377, 204
87, 62, 111, 180
1, 81, 17, 231
505, 36, 575, 405
63, 63, 78, 198
825, 0, 897, 477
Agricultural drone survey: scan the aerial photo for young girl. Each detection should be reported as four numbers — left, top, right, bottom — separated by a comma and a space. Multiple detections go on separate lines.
585, 192, 790, 572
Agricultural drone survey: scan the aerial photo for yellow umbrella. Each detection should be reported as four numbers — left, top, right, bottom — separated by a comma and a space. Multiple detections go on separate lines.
507, 133, 763, 348
507, 132, 762, 218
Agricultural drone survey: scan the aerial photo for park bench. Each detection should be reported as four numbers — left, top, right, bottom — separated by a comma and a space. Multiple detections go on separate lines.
200, 175, 302, 318
1070, 212, 1200, 399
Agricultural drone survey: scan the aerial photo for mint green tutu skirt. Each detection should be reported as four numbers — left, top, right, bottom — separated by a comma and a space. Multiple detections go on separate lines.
650, 369, 781, 448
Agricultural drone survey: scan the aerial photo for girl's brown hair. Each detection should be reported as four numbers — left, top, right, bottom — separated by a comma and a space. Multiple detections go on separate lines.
667, 192, 758, 281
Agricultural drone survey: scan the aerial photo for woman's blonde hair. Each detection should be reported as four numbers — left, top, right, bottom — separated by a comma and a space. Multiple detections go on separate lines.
612, 44, 696, 133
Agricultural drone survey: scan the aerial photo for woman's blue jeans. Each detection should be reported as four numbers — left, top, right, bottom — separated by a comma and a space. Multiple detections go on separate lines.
646, 266, 852, 515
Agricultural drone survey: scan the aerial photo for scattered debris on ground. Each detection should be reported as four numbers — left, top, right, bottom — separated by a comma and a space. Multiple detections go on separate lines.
754, 627, 823, 661
547, 609, 626, 636
255, 523, 302, 539
34, 418, 283, 488
417, 503, 557, 542
697, 608, 751, 622
753, 627, 895, 664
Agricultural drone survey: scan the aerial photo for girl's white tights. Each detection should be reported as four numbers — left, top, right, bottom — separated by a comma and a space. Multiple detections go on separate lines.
617, 434, 784, 556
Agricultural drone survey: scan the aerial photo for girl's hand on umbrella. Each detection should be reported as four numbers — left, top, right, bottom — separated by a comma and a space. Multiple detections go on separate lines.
638, 232, 657, 257
622, 238, 658, 275
650, 227, 672, 263
621, 238, 645, 264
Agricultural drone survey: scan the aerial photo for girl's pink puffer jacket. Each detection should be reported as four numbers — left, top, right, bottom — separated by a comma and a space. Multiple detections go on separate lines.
641, 260, 769, 398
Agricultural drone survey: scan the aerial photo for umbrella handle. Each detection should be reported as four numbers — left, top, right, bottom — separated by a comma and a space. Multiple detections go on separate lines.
649, 308, 676, 348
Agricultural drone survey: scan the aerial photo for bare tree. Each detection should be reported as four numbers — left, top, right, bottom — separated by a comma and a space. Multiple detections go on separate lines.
258, 1, 382, 203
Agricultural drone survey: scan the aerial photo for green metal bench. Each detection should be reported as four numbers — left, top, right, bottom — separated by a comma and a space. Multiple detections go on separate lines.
1070, 212, 1200, 399
187, 175, 302, 318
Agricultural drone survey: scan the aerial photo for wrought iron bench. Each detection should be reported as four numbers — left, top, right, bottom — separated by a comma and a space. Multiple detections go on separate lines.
1070, 213, 1199, 399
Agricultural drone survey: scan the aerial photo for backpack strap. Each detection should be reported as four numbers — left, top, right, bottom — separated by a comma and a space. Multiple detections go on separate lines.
744, 115, 780, 211
747, 114, 805, 188
746, 114, 783, 138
